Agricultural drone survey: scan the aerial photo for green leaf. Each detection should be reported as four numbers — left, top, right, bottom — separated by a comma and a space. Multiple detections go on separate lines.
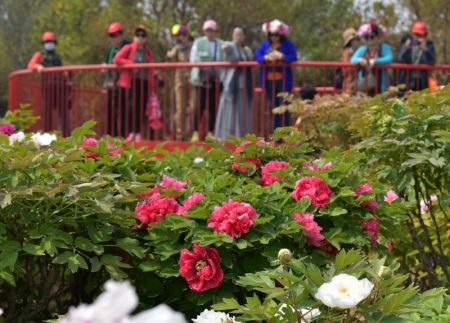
139, 261, 160, 272
116, 238, 145, 258
68, 254, 89, 273
0, 194, 12, 208
53, 251, 74, 265
23, 243, 45, 256
298, 197, 311, 212
330, 207, 348, 216
0, 250, 18, 270
335, 249, 362, 271
212, 298, 241, 311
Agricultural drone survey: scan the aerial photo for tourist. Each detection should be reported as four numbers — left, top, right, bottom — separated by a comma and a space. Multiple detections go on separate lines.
214, 27, 253, 140
167, 24, 194, 140
190, 19, 224, 137
114, 25, 155, 142
255, 19, 297, 129
397, 21, 436, 91
105, 22, 130, 137
341, 28, 360, 92
351, 22, 393, 94
28, 31, 69, 134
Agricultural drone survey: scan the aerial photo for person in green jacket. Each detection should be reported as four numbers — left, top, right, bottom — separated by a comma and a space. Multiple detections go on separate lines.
189, 19, 224, 137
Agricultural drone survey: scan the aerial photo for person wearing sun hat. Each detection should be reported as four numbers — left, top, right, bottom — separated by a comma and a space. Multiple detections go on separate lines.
340, 28, 360, 92
350, 22, 393, 94
114, 24, 156, 142
255, 19, 298, 129
397, 21, 436, 91
190, 19, 225, 138
167, 24, 194, 140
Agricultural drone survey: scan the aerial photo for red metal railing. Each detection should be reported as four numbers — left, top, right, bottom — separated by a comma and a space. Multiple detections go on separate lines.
8, 62, 450, 140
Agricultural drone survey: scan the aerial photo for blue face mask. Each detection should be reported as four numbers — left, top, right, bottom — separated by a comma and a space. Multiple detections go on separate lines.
44, 42, 56, 51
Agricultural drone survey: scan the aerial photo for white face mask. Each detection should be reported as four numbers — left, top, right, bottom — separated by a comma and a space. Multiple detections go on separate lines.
44, 42, 56, 51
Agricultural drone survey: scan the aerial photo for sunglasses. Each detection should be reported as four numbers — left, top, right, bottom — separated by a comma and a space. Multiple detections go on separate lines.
364, 35, 376, 41
109, 32, 122, 38
135, 32, 147, 38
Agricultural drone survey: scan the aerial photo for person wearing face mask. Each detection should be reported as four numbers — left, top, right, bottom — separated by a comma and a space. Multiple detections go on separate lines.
167, 24, 194, 140
28, 31, 68, 133
104, 22, 130, 137
397, 21, 436, 91
255, 19, 298, 129
114, 25, 157, 142
190, 19, 225, 138
351, 22, 393, 94
214, 27, 253, 140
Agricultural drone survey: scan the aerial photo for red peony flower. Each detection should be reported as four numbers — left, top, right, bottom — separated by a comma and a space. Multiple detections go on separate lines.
0, 123, 16, 136
135, 193, 180, 229
354, 183, 378, 212
160, 175, 187, 191
177, 192, 206, 215
106, 144, 121, 156
179, 244, 224, 292
81, 138, 99, 159
208, 200, 257, 238
138, 186, 161, 199
291, 176, 333, 208
362, 218, 380, 248
293, 213, 325, 247
234, 140, 252, 153
261, 160, 290, 186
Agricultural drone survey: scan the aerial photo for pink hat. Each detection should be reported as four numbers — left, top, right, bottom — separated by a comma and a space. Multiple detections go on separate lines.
203, 20, 217, 31
262, 19, 289, 36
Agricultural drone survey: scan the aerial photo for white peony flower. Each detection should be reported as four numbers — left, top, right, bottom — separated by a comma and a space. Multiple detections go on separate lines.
31, 132, 57, 146
0, 308, 3, 316
131, 304, 186, 323
276, 304, 320, 322
193, 157, 204, 164
61, 280, 138, 323
9, 131, 26, 145
192, 309, 237, 323
315, 274, 374, 309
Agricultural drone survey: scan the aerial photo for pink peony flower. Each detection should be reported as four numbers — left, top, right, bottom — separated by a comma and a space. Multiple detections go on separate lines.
261, 161, 290, 186
81, 138, 99, 159
234, 140, 267, 153
208, 200, 257, 238
107, 144, 121, 156
362, 218, 380, 248
232, 163, 249, 173
384, 190, 398, 205
138, 186, 161, 199
0, 123, 16, 136
179, 244, 224, 292
354, 183, 378, 212
135, 194, 180, 229
160, 175, 187, 191
293, 213, 325, 247
305, 159, 333, 171
386, 241, 394, 251
177, 193, 206, 215
292, 176, 333, 208
420, 200, 429, 214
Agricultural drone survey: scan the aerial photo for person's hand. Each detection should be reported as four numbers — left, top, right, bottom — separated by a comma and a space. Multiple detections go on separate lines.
418, 38, 427, 51
369, 58, 375, 67
264, 54, 275, 62
36, 64, 44, 73
273, 50, 284, 61
405, 38, 411, 48
358, 58, 367, 66
221, 43, 230, 51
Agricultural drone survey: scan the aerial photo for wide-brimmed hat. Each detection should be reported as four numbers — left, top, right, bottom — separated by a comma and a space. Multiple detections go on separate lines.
262, 19, 289, 36
342, 28, 358, 47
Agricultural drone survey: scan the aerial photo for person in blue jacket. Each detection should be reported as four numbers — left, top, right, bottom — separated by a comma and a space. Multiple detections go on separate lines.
397, 21, 436, 91
351, 22, 393, 94
255, 19, 297, 129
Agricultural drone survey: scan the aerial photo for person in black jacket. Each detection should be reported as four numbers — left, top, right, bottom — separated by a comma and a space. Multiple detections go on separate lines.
397, 21, 436, 91
105, 22, 130, 137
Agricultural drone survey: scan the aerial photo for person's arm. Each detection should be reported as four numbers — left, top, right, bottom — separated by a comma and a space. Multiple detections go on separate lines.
28, 52, 43, 69
423, 42, 436, 65
254, 42, 267, 64
350, 47, 365, 64
222, 42, 237, 61
113, 45, 132, 65
189, 40, 198, 62
282, 41, 298, 63
374, 44, 393, 64
397, 44, 411, 63
167, 45, 179, 60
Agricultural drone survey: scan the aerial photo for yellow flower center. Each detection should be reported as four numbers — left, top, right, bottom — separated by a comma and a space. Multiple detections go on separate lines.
339, 286, 349, 294
195, 260, 207, 271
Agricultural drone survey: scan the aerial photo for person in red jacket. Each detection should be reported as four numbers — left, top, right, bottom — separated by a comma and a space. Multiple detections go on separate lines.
114, 25, 155, 142
28, 31, 69, 134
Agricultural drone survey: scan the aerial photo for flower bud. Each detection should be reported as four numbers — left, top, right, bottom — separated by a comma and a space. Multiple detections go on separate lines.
278, 249, 292, 265
378, 266, 391, 278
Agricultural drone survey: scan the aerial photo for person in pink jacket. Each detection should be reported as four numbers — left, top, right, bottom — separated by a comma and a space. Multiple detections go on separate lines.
114, 25, 154, 142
